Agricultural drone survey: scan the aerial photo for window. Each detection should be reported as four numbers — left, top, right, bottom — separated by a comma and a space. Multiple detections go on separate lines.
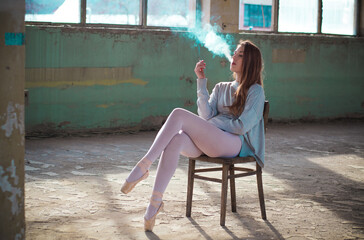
25, 0, 196, 28
238, 0, 358, 35
278, 0, 318, 33
239, 0, 273, 31
86, 1, 139, 25
26, 0, 358, 36
322, 0, 356, 35
147, 0, 193, 27
25, 0, 81, 23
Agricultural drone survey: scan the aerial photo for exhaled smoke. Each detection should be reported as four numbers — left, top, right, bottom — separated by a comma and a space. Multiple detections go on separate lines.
187, 24, 233, 62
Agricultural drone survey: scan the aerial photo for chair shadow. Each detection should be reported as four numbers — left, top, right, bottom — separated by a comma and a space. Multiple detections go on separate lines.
231, 211, 285, 240
187, 217, 214, 240
264, 220, 285, 240
222, 219, 285, 240
145, 231, 161, 240
221, 226, 239, 240
180, 162, 285, 240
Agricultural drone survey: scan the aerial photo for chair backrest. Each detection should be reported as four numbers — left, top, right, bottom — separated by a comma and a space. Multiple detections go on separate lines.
263, 101, 269, 133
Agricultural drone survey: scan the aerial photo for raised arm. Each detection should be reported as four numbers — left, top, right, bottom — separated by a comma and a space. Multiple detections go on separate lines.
194, 60, 218, 120
196, 78, 219, 119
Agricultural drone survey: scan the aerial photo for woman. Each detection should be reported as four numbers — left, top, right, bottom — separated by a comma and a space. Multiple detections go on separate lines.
121, 40, 266, 231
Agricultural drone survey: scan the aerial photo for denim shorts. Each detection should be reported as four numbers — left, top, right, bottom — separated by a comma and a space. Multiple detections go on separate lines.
239, 135, 255, 157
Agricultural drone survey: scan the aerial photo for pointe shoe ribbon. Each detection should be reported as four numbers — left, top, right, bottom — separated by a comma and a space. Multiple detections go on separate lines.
144, 191, 164, 232
121, 158, 151, 194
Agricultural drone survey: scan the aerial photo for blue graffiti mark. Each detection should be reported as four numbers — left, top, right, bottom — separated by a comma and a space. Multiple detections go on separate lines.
5, 33, 25, 46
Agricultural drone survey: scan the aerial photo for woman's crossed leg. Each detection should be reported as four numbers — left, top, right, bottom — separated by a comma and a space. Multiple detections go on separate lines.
124, 108, 242, 220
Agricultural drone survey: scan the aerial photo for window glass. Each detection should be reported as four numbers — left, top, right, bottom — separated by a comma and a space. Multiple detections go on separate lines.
278, 0, 317, 33
147, 0, 194, 27
86, 0, 139, 25
25, 0, 80, 23
239, 0, 272, 31
322, 0, 355, 35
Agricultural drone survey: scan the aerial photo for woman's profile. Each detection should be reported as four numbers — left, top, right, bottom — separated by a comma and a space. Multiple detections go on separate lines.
121, 40, 266, 232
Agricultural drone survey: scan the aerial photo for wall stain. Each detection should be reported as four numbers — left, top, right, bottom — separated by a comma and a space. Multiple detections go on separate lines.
179, 75, 193, 84
96, 103, 116, 108
26, 78, 148, 88
296, 96, 314, 104
220, 59, 228, 67
272, 48, 306, 63
184, 100, 194, 106
58, 121, 71, 128
140, 115, 167, 130
26, 67, 149, 88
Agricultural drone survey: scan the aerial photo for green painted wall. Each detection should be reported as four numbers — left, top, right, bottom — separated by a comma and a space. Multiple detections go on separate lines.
25, 26, 364, 133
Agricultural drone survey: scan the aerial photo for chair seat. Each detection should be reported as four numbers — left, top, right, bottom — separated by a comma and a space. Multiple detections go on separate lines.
189, 155, 256, 165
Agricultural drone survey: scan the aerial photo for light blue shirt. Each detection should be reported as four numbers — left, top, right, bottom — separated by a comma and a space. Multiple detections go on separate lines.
196, 78, 266, 167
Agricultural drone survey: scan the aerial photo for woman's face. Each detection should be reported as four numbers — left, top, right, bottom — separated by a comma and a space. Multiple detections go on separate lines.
230, 45, 244, 74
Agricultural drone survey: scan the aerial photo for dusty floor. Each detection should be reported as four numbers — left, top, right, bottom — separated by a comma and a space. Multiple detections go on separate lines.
25, 121, 364, 240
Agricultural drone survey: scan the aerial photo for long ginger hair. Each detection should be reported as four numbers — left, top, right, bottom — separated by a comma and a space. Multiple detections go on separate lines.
229, 40, 264, 117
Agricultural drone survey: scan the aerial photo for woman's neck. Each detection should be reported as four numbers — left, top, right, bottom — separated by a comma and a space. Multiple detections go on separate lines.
235, 74, 242, 83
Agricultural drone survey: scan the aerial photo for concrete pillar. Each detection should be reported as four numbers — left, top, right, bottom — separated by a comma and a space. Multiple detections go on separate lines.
201, 0, 240, 33
0, 0, 26, 239
359, 0, 364, 36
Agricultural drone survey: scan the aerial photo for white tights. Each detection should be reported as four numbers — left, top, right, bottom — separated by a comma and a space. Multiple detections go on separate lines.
125, 108, 242, 219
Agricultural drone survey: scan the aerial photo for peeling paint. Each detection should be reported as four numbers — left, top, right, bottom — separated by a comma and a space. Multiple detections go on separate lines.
1, 102, 24, 140
7, 159, 19, 185
15, 228, 25, 240
0, 160, 22, 215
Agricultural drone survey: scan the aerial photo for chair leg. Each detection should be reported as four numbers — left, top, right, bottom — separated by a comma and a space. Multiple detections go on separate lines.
186, 158, 195, 217
229, 164, 237, 212
256, 163, 267, 220
220, 163, 229, 226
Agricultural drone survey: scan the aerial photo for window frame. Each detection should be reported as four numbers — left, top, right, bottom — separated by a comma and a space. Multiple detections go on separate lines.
240, 0, 360, 37
239, 1, 273, 32
25, 0, 360, 37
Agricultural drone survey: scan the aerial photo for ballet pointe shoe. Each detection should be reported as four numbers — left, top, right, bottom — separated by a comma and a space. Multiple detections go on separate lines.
144, 202, 164, 232
121, 158, 151, 194
144, 191, 164, 232
121, 170, 149, 194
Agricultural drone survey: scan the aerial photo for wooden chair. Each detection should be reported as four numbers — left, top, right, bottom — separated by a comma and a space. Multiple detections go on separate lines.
186, 101, 269, 226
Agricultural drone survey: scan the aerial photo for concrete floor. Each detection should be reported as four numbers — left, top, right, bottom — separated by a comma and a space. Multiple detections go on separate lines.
25, 121, 364, 240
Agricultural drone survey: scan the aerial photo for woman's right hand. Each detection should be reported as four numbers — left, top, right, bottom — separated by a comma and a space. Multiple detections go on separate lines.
194, 60, 206, 79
